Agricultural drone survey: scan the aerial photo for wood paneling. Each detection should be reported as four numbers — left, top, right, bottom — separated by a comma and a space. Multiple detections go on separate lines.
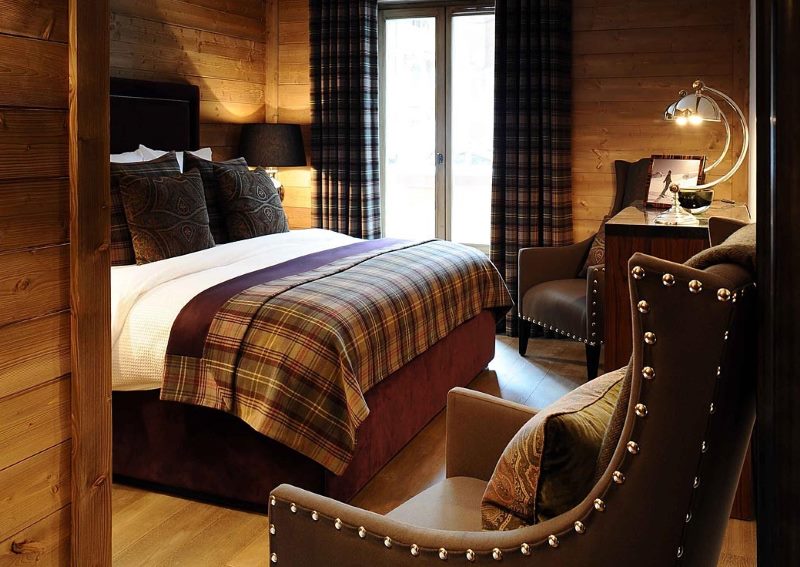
110, 0, 268, 158
0, 506, 70, 566
0, 245, 70, 327
69, 0, 112, 562
571, 0, 750, 240
0, 442, 70, 544
273, 0, 313, 228
0, 312, 70, 401
0, 377, 70, 472
0, 0, 78, 561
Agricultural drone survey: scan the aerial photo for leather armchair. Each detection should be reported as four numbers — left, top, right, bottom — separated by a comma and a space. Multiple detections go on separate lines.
269, 251, 756, 567
517, 159, 651, 380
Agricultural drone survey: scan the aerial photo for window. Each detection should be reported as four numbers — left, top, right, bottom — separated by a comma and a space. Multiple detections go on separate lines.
379, 3, 495, 249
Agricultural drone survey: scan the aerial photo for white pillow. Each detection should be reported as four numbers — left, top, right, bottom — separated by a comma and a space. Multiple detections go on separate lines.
110, 148, 146, 163
138, 145, 213, 172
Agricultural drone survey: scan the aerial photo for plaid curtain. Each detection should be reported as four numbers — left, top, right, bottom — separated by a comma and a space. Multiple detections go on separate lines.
490, 0, 574, 335
310, 0, 381, 239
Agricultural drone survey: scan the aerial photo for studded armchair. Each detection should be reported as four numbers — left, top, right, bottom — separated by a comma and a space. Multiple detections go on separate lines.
517, 159, 651, 380
269, 249, 756, 567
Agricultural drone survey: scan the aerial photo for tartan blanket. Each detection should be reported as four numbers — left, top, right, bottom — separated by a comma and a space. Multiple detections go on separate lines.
161, 239, 512, 474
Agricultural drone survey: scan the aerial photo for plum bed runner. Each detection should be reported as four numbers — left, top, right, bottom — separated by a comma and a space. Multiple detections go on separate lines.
161, 238, 512, 474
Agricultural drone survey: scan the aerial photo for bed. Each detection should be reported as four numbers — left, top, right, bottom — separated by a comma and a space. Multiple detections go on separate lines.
110, 78, 511, 510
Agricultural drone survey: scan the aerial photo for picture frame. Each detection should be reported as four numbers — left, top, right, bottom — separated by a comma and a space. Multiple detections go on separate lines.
645, 154, 707, 208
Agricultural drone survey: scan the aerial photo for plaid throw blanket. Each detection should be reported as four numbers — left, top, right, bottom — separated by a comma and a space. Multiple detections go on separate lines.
161, 239, 512, 474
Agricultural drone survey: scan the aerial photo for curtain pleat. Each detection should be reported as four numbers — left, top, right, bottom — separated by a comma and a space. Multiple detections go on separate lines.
310, 0, 381, 239
490, 0, 573, 335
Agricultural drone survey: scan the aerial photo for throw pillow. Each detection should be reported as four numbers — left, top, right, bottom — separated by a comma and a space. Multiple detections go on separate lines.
214, 166, 289, 241
183, 154, 249, 244
119, 170, 215, 265
481, 368, 626, 530
578, 217, 610, 278
111, 152, 182, 266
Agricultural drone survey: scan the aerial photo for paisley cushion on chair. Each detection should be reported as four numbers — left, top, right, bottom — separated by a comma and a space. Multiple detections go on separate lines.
481, 368, 626, 530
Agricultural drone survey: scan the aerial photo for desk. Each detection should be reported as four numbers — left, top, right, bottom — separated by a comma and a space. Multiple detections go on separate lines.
603, 202, 751, 370
603, 201, 752, 520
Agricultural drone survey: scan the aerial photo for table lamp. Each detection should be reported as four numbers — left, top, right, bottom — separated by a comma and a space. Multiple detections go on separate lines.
657, 80, 750, 226
239, 123, 306, 194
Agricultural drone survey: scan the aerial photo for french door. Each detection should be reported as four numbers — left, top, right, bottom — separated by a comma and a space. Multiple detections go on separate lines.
379, 4, 495, 249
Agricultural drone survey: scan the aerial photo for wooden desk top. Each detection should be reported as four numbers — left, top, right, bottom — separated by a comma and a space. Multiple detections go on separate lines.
605, 201, 751, 238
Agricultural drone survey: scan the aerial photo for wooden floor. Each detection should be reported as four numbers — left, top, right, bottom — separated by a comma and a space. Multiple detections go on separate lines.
111, 337, 756, 566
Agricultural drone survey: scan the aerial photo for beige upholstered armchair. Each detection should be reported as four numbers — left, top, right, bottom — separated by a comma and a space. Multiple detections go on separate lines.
269, 246, 756, 566
517, 159, 651, 380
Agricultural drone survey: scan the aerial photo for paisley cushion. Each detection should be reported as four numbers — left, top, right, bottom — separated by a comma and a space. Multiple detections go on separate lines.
119, 170, 215, 265
214, 166, 289, 241
481, 368, 625, 530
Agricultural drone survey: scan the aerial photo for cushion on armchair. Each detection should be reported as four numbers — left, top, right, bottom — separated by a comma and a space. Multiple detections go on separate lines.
481, 368, 626, 530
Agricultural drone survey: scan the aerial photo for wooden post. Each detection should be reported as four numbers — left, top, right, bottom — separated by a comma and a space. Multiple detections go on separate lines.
69, 0, 112, 564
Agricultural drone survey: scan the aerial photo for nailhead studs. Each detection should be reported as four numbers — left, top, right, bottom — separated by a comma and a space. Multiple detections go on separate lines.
411, 544, 420, 557
637, 300, 650, 314
270, 496, 276, 506
593, 498, 606, 512
521, 543, 531, 555
644, 332, 657, 345
642, 366, 656, 380
334, 518, 343, 530
632, 266, 646, 280
686, 512, 693, 523
724, 331, 730, 341
311, 511, 319, 521
717, 288, 732, 302
662, 273, 676, 287
548, 535, 560, 548
635, 403, 648, 418
269, 524, 276, 535
358, 526, 367, 539
613, 471, 626, 484
678, 547, 684, 559
694, 477, 700, 488
465, 549, 476, 562
289, 503, 297, 513
701, 441, 708, 453
574, 521, 586, 534
627, 441, 640, 454
709, 403, 716, 414
384, 537, 392, 548
492, 548, 503, 560
439, 548, 448, 560
717, 366, 722, 377
271, 553, 278, 564
689, 279, 703, 293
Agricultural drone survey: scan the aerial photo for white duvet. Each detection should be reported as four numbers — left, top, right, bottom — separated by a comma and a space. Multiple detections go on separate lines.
112, 229, 359, 391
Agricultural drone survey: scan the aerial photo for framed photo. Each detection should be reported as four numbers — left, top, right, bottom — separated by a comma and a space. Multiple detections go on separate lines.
645, 154, 706, 208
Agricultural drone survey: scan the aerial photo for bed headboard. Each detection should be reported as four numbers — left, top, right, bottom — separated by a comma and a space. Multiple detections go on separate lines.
110, 78, 200, 154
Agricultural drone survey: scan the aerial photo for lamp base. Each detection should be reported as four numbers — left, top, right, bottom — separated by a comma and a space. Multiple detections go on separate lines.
654, 205, 700, 226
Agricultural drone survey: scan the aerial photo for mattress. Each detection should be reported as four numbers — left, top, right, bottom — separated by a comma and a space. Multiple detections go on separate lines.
111, 229, 358, 390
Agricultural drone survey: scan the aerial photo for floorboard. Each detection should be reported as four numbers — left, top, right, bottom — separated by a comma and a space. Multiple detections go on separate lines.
111, 336, 756, 566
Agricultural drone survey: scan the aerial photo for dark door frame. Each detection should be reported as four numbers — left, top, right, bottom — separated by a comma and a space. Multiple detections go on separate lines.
755, 1, 800, 565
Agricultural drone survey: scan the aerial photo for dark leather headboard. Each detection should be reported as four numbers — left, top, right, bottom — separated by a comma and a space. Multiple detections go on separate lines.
110, 78, 200, 154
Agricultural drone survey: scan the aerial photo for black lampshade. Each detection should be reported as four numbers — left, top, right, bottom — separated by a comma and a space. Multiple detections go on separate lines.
239, 123, 306, 167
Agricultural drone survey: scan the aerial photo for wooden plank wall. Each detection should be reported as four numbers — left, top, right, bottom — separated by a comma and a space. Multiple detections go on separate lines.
109, 0, 268, 160
272, 0, 313, 229
0, 1, 72, 564
571, 0, 750, 240
271, 0, 751, 237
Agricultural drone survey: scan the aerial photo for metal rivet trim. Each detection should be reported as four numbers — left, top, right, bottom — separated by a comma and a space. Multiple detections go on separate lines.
662, 273, 676, 287
358, 526, 367, 539
689, 280, 703, 293
548, 535, 559, 548
593, 498, 606, 512
289, 503, 297, 513
627, 441, 640, 455
269, 524, 276, 535
492, 547, 503, 560
644, 332, 657, 345
465, 549, 476, 562
637, 300, 650, 314
334, 518, 343, 530
311, 511, 319, 521
521, 543, 531, 555
438, 548, 448, 560
384, 537, 392, 548
271, 553, 278, 564
632, 266, 646, 280
574, 521, 586, 534
717, 288, 732, 302
613, 471, 626, 484
411, 544, 420, 557
635, 403, 648, 418
642, 366, 655, 380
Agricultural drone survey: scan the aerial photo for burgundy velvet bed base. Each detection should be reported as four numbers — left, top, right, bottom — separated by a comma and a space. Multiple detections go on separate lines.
113, 310, 496, 511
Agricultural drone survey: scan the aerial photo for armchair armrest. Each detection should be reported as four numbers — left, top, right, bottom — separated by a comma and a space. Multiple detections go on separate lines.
517, 237, 593, 306
445, 388, 536, 482
585, 265, 606, 344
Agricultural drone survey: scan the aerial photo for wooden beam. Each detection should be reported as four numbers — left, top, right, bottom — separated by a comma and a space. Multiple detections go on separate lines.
68, 0, 112, 564
266, 0, 279, 122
